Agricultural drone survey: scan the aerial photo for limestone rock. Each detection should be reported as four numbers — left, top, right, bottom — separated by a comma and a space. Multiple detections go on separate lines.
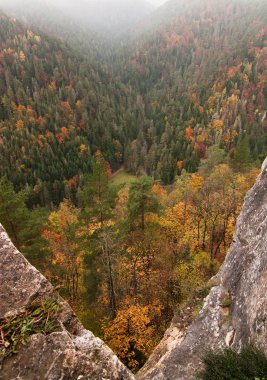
0, 224, 134, 380
138, 158, 267, 380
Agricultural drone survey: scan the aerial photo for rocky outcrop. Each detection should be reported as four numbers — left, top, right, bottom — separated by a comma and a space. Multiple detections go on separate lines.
138, 158, 267, 380
0, 224, 134, 380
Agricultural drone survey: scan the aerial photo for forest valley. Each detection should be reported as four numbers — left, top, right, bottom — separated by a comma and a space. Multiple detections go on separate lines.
0, 148, 260, 371
0, 0, 266, 372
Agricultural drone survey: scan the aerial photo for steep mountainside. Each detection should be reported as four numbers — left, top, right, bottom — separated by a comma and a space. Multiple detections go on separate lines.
116, 0, 267, 182
0, 0, 110, 59
0, 13, 141, 205
0, 0, 266, 205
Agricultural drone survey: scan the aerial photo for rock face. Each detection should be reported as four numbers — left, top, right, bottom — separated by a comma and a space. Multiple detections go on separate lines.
0, 224, 134, 380
138, 158, 267, 380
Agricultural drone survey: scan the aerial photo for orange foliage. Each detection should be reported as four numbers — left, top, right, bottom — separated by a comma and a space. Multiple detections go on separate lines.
177, 160, 183, 170
67, 175, 78, 189
103, 299, 161, 371
152, 183, 167, 200
56, 127, 69, 143
16, 120, 24, 130
185, 127, 194, 141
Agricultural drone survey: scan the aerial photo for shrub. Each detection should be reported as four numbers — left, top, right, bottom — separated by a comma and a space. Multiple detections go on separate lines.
198, 346, 267, 380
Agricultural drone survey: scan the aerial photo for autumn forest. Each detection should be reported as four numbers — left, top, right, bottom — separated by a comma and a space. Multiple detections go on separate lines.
0, 0, 266, 371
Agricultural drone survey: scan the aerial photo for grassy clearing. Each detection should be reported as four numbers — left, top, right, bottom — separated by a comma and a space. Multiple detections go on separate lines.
111, 170, 137, 187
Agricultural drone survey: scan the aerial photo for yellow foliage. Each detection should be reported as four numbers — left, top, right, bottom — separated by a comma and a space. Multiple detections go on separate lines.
19, 51, 25, 62
34, 35, 41, 43
76, 100, 82, 109
207, 95, 216, 110
190, 173, 204, 191
103, 300, 161, 371
213, 119, 223, 131
152, 183, 167, 202
49, 80, 57, 91
79, 144, 87, 154
42, 200, 82, 301
196, 135, 205, 143
228, 93, 238, 105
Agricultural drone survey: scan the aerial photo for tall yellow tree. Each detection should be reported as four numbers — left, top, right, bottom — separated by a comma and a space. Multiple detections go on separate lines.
42, 200, 83, 302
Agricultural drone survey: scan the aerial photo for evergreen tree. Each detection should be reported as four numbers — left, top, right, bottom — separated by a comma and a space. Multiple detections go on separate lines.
127, 176, 160, 231
232, 136, 251, 172
0, 177, 29, 250
79, 151, 116, 225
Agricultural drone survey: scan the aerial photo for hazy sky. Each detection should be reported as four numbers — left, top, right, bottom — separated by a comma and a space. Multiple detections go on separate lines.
148, 0, 168, 6
0, 0, 169, 7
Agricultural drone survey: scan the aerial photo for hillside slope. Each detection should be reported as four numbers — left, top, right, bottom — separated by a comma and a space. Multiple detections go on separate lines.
0, 13, 141, 205
117, 0, 267, 182
0, 0, 266, 201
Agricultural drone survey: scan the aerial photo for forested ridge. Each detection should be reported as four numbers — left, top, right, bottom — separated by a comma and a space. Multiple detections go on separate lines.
0, 0, 266, 372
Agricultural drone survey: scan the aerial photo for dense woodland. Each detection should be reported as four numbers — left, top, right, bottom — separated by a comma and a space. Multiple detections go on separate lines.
0, 0, 267, 371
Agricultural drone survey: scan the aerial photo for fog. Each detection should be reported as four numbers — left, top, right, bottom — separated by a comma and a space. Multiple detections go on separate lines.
148, 0, 168, 5
0, 0, 169, 37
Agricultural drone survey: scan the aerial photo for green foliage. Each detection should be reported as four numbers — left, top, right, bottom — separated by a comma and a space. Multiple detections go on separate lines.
0, 13, 139, 205
0, 176, 48, 268
127, 176, 160, 230
199, 146, 226, 177
1, 0, 266, 200
0, 176, 29, 249
110, 170, 136, 187
79, 151, 117, 225
0, 298, 60, 361
232, 136, 252, 172
198, 347, 267, 380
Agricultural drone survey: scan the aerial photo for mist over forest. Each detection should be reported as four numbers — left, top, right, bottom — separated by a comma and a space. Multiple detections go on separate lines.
0, 0, 169, 37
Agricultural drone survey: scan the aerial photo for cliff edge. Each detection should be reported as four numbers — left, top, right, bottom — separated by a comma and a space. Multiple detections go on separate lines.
0, 224, 134, 380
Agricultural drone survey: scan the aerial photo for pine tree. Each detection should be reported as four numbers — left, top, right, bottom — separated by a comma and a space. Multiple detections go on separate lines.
0, 177, 29, 249
127, 176, 160, 231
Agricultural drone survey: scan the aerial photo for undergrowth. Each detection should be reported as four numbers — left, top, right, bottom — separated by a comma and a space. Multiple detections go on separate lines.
198, 346, 267, 380
0, 298, 60, 361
